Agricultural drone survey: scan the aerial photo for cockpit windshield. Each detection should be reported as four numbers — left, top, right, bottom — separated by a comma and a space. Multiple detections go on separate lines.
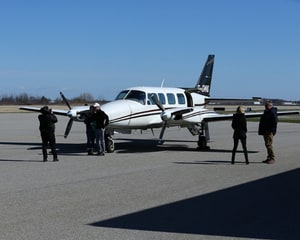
115, 90, 146, 104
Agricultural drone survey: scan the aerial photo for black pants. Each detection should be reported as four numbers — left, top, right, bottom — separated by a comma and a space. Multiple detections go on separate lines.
41, 131, 57, 160
232, 137, 248, 163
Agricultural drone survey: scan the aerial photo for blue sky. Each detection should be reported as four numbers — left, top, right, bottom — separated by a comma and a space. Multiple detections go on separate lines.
0, 0, 299, 101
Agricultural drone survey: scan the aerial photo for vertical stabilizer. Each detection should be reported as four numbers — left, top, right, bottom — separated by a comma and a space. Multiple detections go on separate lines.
195, 54, 215, 97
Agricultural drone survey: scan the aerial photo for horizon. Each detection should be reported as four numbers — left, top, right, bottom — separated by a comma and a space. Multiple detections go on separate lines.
1, 1, 300, 101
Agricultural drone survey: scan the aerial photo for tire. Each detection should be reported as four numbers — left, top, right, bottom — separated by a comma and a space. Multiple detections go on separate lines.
197, 136, 209, 150
106, 139, 115, 153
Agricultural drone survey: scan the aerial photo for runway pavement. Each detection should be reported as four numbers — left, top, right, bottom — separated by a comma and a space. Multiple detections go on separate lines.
0, 112, 300, 240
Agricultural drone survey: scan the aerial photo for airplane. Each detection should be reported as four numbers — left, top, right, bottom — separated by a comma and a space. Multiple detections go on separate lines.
20, 54, 300, 152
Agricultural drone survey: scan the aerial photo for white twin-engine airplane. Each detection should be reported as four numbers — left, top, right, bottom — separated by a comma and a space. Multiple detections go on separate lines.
20, 55, 299, 152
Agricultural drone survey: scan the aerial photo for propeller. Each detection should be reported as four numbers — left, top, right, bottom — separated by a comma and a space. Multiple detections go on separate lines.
64, 118, 73, 138
151, 94, 194, 144
60, 91, 73, 138
150, 94, 167, 144
60, 92, 72, 110
150, 94, 165, 112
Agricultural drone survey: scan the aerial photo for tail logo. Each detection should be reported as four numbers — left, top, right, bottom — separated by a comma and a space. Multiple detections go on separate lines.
197, 84, 210, 93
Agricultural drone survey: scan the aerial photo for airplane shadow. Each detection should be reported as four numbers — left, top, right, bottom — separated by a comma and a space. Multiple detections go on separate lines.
115, 138, 196, 153
0, 140, 260, 155
114, 138, 259, 155
115, 140, 194, 153
89, 168, 300, 239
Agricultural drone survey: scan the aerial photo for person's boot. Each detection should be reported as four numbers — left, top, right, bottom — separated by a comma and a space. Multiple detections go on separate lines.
231, 152, 235, 164
88, 149, 93, 155
244, 152, 249, 165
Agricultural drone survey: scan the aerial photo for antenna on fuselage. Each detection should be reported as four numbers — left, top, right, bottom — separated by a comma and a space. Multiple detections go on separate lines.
160, 78, 165, 88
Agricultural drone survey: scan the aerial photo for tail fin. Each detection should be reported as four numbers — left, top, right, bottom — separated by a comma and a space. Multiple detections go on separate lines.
195, 54, 215, 97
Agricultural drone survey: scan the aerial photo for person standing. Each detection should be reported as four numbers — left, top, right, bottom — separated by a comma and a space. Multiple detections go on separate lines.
38, 106, 58, 162
84, 105, 96, 155
259, 101, 278, 164
93, 103, 109, 156
231, 106, 249, 164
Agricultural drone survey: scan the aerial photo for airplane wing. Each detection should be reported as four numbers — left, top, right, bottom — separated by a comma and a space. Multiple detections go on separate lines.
19, 106, 69, 116
202, 110, 300, 122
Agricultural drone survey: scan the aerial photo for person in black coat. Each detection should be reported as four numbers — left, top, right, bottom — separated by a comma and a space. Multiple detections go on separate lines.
231, 106, 249, 164
38, 106, 58, 162
93, 103, 109, 156
258, 101, 278, 164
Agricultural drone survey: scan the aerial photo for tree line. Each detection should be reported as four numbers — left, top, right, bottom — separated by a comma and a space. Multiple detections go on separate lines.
0, 93, 107, 105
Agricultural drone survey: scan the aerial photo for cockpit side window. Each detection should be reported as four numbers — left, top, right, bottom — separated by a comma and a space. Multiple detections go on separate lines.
115, 90, 129, 100
125, 90, 146, 104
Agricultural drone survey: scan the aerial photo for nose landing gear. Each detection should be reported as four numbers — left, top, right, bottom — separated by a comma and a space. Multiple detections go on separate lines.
105, 133, 115, 153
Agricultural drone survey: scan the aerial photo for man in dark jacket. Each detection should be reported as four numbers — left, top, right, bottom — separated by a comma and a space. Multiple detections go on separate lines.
93, 103, 109, 156
38, 106, 58, 162
258, 101, 278, 164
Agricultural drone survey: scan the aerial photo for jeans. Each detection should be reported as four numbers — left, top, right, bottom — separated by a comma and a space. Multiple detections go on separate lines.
95, 128, 105, 153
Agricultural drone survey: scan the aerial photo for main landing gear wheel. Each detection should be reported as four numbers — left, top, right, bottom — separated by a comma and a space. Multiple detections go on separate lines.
197, 135, 210, 150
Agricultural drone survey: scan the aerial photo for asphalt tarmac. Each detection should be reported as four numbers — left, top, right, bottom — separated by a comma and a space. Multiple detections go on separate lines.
1, 112, 300, 240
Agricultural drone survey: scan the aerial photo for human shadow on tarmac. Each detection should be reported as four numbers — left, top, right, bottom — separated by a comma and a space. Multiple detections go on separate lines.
0, 159, 40, 162
90, 168, 300, 239
174, 160, 232, 165
0, 141, 87, 156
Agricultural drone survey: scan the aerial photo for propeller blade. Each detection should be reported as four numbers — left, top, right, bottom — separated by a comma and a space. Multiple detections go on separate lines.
60, 92, 72, 110
150, 94, 165, 111
64, 119, 73, 138
158, 121, 167, 145
149, 94, 168, 144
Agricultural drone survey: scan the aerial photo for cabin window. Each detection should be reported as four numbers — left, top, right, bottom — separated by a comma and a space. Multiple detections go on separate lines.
147, 93, 157, 105
147, 93, 166, 106
158, 93, 166, 105
125, 90, 146, 104
177, 93, 185, 104
167, 93, 176, 105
